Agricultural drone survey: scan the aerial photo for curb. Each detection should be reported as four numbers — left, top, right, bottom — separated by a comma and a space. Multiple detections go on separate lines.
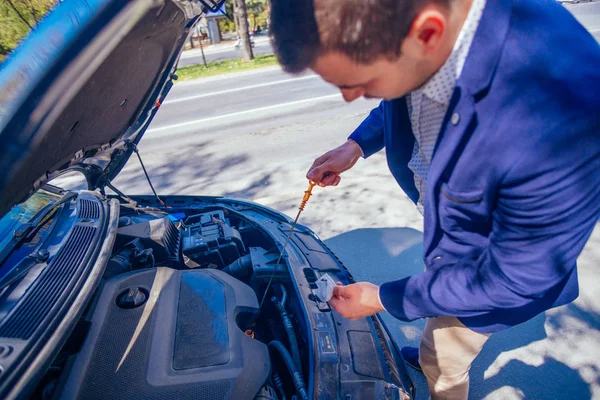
175, 65, 285, 85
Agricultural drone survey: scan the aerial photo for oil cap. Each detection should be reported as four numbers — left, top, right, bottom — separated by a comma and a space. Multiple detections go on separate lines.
116, 287, 148, 309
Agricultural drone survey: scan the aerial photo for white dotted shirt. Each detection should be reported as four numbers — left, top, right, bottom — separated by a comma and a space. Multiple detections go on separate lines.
407, 0, 486, 214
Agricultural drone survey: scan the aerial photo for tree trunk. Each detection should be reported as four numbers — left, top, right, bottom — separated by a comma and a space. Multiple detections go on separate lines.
234, 0, 253, 61
232, 1, 239, 37
196, 24, 207, 67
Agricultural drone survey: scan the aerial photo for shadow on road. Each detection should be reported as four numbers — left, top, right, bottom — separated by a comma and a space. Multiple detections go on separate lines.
324, 227, 598, 400
113, 140, 260, 198
471, 310, 593, 399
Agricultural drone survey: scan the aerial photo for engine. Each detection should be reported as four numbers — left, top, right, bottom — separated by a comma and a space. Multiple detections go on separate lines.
61, 268, 270, 399
54, 208, 298, 400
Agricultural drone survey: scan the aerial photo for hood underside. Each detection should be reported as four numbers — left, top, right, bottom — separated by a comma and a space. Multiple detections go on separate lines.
0, 0, 223, 218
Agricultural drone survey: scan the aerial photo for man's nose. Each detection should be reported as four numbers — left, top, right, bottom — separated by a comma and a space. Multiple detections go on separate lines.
340, 88, 365, 102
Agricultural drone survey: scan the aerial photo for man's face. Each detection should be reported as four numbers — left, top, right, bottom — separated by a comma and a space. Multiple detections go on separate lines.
310, 3, 458, 102
311, 51, 431, 102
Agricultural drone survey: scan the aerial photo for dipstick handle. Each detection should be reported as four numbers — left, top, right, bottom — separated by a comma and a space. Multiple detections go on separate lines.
299, 181, 316, 211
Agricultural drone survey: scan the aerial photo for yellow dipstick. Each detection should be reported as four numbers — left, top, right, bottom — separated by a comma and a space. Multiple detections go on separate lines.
257, 180, 317, 313
299, 181, 316, 211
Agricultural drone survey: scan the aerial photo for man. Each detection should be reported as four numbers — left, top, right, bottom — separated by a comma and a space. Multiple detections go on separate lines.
269, 0, 600, 398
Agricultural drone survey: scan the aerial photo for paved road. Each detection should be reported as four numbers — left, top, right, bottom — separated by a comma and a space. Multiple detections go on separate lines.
178, 36, 273, 67
113, 4, 600, 399
568, 1, 600, 41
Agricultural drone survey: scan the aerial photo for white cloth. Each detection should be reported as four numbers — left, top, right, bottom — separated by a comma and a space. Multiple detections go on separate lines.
315, 273, 336, 302
407, 0, 487, 214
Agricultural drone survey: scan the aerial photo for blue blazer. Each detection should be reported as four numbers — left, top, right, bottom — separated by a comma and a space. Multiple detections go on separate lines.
349, 0, 600, 333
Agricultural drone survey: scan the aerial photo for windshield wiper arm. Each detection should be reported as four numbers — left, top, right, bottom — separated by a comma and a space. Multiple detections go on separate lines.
0, 192, 77, 267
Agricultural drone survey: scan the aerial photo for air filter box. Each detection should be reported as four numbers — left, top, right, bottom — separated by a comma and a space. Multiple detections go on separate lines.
116, 216, 181, 266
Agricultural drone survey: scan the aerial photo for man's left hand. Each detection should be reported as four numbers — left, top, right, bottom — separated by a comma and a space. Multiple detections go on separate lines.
329, 282, 385, 320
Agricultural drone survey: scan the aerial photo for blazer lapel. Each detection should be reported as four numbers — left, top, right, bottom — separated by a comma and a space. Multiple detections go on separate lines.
422, 0, 513, 258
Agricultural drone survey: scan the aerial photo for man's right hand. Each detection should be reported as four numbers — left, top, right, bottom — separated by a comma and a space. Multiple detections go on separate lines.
307, 140, 363, 187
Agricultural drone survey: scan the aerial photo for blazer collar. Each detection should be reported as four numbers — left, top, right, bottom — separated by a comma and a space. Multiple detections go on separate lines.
457, 0, 513, 96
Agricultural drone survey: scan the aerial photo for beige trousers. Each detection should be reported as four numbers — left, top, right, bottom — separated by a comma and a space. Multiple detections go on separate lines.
418, 316, 491, 400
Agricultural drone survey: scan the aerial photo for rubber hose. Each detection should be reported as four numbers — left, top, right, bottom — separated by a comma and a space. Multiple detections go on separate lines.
268, 341, 308, 400
271, 371, 287, 400
280, 285, 288, 308
271, 297, 302, 374
222, 254, 252, 279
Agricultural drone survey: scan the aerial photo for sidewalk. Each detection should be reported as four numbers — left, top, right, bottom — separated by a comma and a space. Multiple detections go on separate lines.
180, 36, 270, 59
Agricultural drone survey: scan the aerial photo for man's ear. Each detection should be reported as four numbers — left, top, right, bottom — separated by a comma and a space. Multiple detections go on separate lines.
405, 8, 447, 56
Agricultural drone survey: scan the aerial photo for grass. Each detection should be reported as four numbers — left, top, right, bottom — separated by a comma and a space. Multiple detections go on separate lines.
175, 54, 279, 81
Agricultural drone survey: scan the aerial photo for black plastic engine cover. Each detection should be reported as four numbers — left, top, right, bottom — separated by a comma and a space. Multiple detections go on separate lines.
60, 268, 270, 399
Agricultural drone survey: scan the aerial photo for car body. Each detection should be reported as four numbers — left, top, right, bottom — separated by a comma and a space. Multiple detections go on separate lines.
0, 0, 414, 399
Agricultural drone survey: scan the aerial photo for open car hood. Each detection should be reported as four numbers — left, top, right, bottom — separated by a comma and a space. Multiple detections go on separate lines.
0, 0, 224, 218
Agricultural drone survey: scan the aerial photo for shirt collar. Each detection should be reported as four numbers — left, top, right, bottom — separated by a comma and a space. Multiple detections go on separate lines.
415, 0, 487, 106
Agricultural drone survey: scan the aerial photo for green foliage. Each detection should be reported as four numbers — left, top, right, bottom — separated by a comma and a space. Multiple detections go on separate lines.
246, 0, 268, 29
218, 0, 268, 33
218, 1, 235, 33
175, 54, 278, 81
0, 0, 57, 62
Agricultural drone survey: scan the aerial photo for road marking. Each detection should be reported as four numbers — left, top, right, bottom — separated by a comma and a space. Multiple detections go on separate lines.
164, 75, 319, 104
148, 93, 341, 134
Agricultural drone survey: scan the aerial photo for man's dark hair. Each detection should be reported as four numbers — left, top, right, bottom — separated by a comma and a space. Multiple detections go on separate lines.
270, 0, 447, 73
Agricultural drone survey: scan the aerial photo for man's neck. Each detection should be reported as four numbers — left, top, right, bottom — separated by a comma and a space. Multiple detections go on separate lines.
441, 0, 475, 66
413, 0, 474, 90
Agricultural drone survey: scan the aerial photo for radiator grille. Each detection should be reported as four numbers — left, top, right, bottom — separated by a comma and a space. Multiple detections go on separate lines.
0, 225, 97, 339
78, 198, 100, 219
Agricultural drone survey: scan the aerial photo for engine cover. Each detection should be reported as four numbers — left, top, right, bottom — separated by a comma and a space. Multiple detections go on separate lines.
60, 268, 270, 399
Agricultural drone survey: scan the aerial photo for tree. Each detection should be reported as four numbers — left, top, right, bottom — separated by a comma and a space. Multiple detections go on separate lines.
219, 0, 268, 34
234, 0, 253, 61
0, 0, 57, 62
218, 1, 236, 33
246, 0, 267, 31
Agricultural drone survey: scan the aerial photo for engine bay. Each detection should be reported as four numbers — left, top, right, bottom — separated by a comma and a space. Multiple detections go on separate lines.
20, 195, 412, 400
48, 204, 310, 400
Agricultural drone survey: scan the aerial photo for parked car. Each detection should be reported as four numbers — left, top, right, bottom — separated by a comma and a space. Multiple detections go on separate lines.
0, 0, 414, 399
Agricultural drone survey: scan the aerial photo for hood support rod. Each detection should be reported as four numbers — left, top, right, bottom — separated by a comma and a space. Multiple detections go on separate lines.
126, 141, 165, 206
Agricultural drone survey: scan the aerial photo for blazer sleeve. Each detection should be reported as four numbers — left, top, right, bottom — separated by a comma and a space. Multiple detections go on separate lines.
348, 101, 386, 158
378, 114, 600, 321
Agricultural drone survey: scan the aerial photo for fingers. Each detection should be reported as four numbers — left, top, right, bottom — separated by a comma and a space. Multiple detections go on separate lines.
332, 284, 350, 298
319, 172, 339, 187
328, 295, 344, 312
329, 293, 357, 320
306, 153, 331, 181
307, 165, 341, 187
329, 282, 383, 320
307, 163, 333, 183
